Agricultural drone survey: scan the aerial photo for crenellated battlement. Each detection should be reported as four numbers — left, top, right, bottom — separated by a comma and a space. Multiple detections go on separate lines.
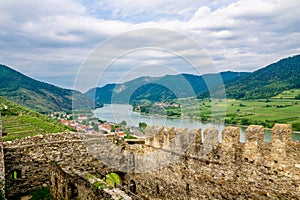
144, 123, 297, 146
143, 124, 300, 163
132, 124, 300, 199
0, 121, 299, 199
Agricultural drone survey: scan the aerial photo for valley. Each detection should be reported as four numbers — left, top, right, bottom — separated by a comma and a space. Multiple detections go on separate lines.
132, 94, 300, 132
1, 1, 300, 198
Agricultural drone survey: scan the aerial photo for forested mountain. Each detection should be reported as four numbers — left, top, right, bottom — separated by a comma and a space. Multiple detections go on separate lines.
85, 71, 248, 104
3, 54, 296, 113
0, 64, 95, 113
86, 55, 300, 103
224, 55, 300, 99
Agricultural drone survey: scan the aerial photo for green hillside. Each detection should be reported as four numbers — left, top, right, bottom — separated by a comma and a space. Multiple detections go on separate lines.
0, 96, 75, 141
225, 55, 300, 99
0, 64, 95, 113
272, 89, 300, 99
85, 72, 248, 104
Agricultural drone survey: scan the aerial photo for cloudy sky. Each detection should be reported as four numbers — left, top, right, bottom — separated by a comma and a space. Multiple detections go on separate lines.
0, 0, 299, 92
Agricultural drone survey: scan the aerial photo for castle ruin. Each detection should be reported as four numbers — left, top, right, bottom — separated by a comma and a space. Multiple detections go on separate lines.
0, 114, 300, 199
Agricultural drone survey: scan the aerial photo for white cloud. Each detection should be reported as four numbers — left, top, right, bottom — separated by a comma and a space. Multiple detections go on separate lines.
0, 0, 299, 91
185, 0, 300, 71
95, 0, 204, 20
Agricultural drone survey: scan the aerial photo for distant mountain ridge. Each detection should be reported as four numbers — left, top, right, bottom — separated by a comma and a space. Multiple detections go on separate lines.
0, 64, 95, 113
2, 54, 298, 113
86, 54, 300, 103
85, 71, 249, 104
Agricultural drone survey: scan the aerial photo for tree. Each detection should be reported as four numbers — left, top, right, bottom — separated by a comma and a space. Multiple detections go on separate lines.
81, 120, 89, 125
98, 119, 106, 123
139, 122, 147, 129
120, 120, 127, 126
111, 125, 115, 132
91, 122, 99, 132
241, 118, 250, 125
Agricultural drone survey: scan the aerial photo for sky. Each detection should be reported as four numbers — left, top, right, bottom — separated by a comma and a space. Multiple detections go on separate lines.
0, 0, 299, 92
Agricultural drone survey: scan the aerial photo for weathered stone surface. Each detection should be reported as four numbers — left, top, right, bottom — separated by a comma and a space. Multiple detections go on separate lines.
0, 121, 299, 199
50, 163, 114, 200
123, 124, 300, 199
0, 113, 6, 200
2, 132, 89, 197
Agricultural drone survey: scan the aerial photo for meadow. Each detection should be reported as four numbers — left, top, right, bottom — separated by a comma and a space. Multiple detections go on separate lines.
142, 89, 300, 132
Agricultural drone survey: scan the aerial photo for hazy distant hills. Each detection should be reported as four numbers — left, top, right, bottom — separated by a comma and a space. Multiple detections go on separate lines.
0, 64, 94, 113
86, 54, 300, 103
85, 71, 249, 104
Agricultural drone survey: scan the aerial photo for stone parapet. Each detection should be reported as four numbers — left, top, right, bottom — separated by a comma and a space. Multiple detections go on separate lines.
0, 122, 299, 199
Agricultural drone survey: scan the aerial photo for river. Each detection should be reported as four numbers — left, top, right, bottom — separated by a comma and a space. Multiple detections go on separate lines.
94, 104, 225, 130
93, 104, 299, 142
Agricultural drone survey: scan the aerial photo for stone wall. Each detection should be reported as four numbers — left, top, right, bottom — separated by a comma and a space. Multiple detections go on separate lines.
3, 132, 81, 197
0, 122, 299, 199
2, 132, 136, 199
50, 162, 113, 200
0, 113, 6, 199
2, 132, 116, 198
123, 124, 300, 199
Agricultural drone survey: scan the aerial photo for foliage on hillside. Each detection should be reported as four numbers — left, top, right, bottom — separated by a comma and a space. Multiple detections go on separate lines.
272, 89, 300, 99
85, 72, 248, 104
85, 84, 117, 105
0, 64, 95, 113
0, 96, 75, 141
225, 55, 300, 99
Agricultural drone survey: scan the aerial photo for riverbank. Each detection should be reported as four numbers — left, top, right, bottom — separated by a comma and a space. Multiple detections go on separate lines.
94, 104, 300, 142
132, 98, 300, 132
136, 110, 300, 141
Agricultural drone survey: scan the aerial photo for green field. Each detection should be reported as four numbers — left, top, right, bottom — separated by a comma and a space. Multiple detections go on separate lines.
224, 99, 300, 130
135, 89, 300, 132
180, 97, 300, 131
0, 96, 75, 141
272, 89, 300, 99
